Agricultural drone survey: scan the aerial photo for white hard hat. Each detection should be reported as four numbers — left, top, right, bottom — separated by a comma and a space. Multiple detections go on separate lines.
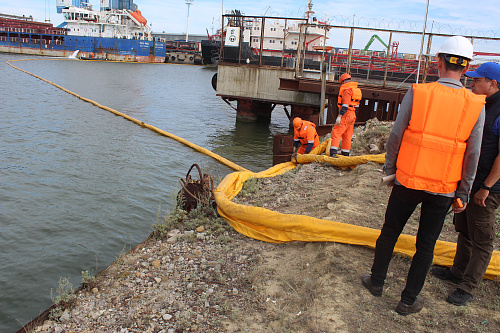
436, 36, 473, 60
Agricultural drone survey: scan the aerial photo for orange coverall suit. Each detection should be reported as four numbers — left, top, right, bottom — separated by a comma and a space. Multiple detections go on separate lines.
331, 81, 362, 155
294, 120, 320, 154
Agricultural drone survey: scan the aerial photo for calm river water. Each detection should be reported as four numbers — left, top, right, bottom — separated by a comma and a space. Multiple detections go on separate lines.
0, 53, 290, 332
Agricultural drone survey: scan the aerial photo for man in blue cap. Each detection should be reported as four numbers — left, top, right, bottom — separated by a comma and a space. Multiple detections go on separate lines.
432, 62, 500, 306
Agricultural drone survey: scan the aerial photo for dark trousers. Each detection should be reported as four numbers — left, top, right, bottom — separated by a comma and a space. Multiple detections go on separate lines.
451, 191, 499, 294
371, 184, 453, 305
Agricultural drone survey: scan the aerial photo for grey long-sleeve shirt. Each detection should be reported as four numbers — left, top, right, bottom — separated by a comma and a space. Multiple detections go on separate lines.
383, 78, 485, 203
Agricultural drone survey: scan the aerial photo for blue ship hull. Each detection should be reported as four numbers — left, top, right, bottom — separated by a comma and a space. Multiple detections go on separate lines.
0, 29, 167, 62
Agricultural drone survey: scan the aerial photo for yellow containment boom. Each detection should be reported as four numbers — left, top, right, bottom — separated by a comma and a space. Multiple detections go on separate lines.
214, 139, 500, 280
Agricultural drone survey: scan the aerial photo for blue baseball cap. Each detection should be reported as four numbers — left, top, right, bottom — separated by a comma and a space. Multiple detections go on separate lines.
465, 62, 500, 81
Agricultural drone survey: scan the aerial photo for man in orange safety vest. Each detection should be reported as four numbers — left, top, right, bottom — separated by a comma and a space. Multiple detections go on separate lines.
330, 73, 362, 157
361, 36, 485, 316
292, 117, 320, 156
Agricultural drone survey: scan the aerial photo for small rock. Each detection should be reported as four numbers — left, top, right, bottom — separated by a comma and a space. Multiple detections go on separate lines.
166, 236, 178, 244
370, 144, 380, 152
59, 309, 70, 322
92, 287, 99, 294
152, 260, 161, 268
232, 288, 239, 296
154, 277, 162, 283
163, 314, 173, 321
196, 226, 205, 232
167, 229, 180, 237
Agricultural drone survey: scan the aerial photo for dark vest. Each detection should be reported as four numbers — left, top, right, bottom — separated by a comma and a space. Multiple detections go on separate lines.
474, 90, 500, 193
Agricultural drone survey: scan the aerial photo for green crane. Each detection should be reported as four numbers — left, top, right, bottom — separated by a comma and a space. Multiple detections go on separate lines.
364, 35, 388, 50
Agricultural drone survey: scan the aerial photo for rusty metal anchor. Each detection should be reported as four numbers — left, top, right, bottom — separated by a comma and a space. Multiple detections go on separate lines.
177, 163, 215, 212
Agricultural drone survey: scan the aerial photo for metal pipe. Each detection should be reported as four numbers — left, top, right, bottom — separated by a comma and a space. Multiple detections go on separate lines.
383, 32, 393, 87
416, 0, 430, 83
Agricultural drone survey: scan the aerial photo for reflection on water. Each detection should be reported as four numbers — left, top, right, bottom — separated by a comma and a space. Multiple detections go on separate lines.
0, 54, 290, 331
210, 119, 292, 170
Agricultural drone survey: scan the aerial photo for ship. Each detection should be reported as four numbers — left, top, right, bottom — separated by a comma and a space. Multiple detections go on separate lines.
0, 0, 166, 62
201, 2, 330, 67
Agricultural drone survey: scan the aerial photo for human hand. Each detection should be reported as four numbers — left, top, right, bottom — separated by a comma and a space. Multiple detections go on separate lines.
473, 189, 489, 207
453, 202, 467, 214
335, 115, 341, 126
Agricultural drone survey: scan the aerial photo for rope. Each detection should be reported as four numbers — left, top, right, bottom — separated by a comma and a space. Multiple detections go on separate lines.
7, 58, 249, 172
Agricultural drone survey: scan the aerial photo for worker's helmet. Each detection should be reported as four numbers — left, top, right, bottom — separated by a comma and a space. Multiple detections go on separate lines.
340, 73, 351, 84
436, 36, 473, 65
293, 117, 302, 129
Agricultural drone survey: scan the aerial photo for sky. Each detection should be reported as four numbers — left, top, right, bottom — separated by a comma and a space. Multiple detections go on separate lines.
1, 1, 499, 40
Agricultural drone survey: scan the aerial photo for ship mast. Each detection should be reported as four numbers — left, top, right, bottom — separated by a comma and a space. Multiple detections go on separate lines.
305, 0, 314, 22
185, 0, 194, 42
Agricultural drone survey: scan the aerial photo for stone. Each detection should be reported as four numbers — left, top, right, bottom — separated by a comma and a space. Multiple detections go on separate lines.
59, 309, 70, 322
152, 260, 161, 268
167, 229, 180, 237
163, 314, 173, 321
370, 144, 380, 153
154, 277, 162, 283
166, 236, 177, 244
92, 287, 98, 294
196, 226, 205, 232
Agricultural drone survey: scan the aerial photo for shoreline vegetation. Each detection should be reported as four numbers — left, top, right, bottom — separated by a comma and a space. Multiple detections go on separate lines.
24, 119, 499, 333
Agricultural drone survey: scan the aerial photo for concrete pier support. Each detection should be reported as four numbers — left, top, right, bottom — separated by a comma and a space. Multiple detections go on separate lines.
236, 99, 273, 123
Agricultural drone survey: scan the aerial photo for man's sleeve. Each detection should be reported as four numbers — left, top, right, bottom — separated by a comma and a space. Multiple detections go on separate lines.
383, 88, 413, 175
492, 115, 500, 136
456, 107, 485, 203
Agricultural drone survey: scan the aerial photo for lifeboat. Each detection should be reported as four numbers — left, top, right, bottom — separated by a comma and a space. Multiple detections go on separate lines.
130, 10, 147, 26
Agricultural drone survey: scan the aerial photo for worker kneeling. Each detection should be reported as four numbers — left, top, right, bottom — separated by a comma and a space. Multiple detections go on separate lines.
330, 73, 362, 157
292, 117, 320, 156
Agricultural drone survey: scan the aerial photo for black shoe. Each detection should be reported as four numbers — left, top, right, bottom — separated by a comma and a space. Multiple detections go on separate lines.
447, 288, 474, 306
431, 266, 462, 284
361, 273, 383, 297
396, 296, 424, 316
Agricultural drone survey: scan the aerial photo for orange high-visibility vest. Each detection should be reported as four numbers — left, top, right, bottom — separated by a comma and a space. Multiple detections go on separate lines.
294, 120, 320, 147
396, 82, 485, 193
337, 81, 362, 110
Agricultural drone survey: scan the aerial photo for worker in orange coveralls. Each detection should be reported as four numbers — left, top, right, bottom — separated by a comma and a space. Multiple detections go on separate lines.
292, 117, 320, 157
330, 73, 362, 157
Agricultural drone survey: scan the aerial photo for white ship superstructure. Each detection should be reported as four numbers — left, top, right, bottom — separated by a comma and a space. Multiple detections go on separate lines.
56, 0, 152, 40
248, 17, 329, 56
